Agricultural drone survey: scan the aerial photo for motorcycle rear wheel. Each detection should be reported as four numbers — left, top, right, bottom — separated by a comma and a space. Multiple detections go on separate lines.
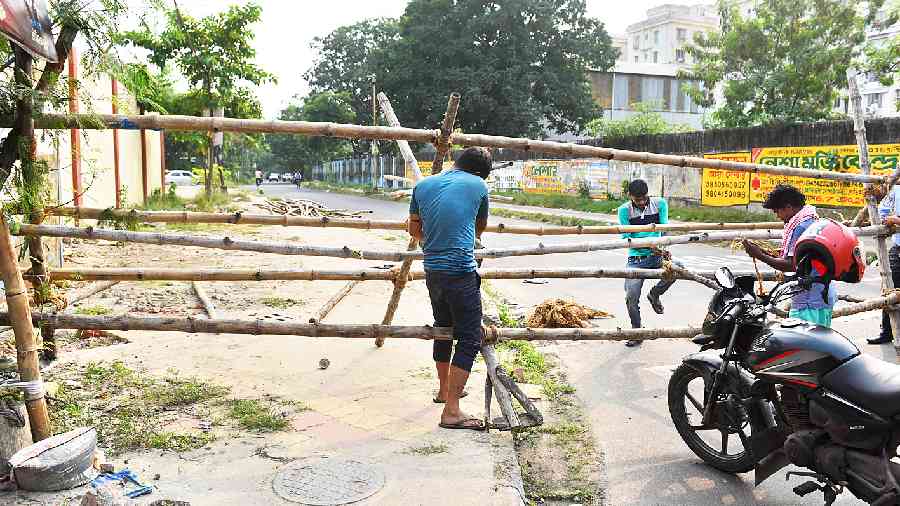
668, 363, 755, 474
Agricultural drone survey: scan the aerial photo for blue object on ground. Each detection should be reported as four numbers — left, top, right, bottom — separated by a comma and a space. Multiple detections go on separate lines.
90, 469, 153, 498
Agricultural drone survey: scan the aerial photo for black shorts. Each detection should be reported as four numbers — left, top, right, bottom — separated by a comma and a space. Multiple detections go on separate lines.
425, 270, 483, 372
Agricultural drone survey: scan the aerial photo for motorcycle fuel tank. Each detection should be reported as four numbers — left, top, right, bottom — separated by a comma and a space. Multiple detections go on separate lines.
745, 319, 859, 389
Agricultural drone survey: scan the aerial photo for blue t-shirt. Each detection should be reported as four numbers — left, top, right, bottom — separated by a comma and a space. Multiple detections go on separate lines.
787, 217, 838, 311
409, 169, 489, 273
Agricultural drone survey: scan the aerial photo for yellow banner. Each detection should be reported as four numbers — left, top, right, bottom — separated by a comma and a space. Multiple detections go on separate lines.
523, 160, 564, 193
701, 153, 751, 206
748, 144, 899, 206
404, 157, 452, 180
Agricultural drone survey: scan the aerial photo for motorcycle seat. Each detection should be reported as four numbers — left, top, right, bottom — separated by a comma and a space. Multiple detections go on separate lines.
822, 354, 900, 418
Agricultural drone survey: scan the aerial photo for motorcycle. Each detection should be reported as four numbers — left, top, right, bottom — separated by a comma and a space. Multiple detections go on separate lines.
669, 267, 900, 505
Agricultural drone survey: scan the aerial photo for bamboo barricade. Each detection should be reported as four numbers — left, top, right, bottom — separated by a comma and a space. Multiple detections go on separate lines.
382, 174, 412, 186
833, 291, 900, 319
376, 92, 423, 181
482, 344, 520, 430
44, 206, 786, 236
309, 281, 360, 324
431, 93, 460, 174
26, 112, 890, 185
48, 267, 779, 283
0, 311, 701, 341
16, 223, 890, 262
0, 214, 50, 441
192, 281, 218, 319
68, 281, 120, 304
848, 69, 900, 345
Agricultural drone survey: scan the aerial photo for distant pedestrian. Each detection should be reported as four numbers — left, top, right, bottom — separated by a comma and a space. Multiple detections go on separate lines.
869, 185, 900, 344
619, 179, 681, 347
255, 170, 263, 187
408, 146, 491, 431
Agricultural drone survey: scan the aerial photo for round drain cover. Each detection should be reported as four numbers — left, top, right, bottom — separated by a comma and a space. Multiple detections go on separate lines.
272, 458, 385, 505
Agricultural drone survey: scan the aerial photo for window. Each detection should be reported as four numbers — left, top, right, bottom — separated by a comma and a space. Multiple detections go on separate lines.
834, 96, 842, 109
677, 28, 687, 42
653, 51, 658, 63
634, 56, 639, 63
633, 36, 639, 49
675, 49, 686, 63
867, 93, 884, 109
644, 32, 648, 41
641, 77, 665, 108
613, 74, 628, 109
653, 30, 659, 44
895, 89, 900, 107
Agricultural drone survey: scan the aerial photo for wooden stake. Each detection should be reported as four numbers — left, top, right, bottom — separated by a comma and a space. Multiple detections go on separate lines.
0, 215, 50, 441
25, 112, 890, 185
191, 281, 218, 319
68, 281, 120, 304
49, 266, 776, 283
309, 281, 360, 324
19, 223, 889, 261
481, 344, 520, 430
376, 93, 423, 180
45, 206, 785, 236
847, 68, 900, 346
431, 92, 460, 174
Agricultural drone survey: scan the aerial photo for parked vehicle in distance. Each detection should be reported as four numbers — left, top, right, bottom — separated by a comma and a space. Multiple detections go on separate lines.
164, 170, 194, 186
268, 173, 281, 183
281, 172, 294, 183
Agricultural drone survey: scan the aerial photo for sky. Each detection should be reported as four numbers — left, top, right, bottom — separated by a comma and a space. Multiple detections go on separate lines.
134, 1, 701, 119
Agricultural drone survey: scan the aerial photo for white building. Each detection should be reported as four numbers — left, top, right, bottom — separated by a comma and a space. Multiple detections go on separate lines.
620, 3, 719, 68
837, 8, 900, 118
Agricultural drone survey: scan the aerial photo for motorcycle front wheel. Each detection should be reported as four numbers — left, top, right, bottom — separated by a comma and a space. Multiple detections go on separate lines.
668, 363, 755, 473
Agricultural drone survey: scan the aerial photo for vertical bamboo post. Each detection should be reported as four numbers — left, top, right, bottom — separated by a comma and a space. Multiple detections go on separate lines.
481, 344, 521, 430
431, 93, 460, 175
111, 78, 122, 208
847, 69, 900, 345
374, 93, 457, 347
0, 214, 50, 441
67, 47, 82, 207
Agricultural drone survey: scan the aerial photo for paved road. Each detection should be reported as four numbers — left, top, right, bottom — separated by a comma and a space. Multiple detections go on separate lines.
261, 184, 888, 505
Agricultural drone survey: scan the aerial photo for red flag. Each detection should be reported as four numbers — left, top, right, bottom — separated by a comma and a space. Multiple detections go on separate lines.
0, 0, 57, 62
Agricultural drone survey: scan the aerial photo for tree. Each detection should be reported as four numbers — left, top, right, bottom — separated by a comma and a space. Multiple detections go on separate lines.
586, 102, 692, 140
305, 0, 616, 139
122, 2, 273, 194
681, 0, 886, 128
864, 2, 900, 107
268, 92, 355, 178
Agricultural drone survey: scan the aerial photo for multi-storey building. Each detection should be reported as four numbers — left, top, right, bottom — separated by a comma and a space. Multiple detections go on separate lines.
619, 4, 719, 68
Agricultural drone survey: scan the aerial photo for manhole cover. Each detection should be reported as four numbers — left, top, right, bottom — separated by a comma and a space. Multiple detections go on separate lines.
272, 458, 385, 505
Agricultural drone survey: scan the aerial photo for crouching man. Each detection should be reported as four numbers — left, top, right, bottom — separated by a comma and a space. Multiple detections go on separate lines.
408, 147, 491, 431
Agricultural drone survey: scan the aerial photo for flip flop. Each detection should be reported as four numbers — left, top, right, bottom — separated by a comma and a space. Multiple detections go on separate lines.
439, 417, 485, 431
433, 390, 469, 404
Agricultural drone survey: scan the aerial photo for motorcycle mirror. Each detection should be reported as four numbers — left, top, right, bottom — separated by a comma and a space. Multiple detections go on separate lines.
715, 267, 736, 289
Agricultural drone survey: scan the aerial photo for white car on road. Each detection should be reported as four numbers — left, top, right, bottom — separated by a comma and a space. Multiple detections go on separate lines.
268, 173, 281, 183
164, 170, 194, 186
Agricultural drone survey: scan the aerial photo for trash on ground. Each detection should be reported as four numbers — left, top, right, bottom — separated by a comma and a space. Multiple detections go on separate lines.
91, 469, 153, 499
255, 198, 372, 218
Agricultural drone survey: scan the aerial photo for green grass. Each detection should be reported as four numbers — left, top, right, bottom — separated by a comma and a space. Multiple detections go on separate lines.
74, 305, 112, 316
227, 399, 290, 432
260, 297, 303, 309
49, 361, 230, 455
405, 443, 449, 456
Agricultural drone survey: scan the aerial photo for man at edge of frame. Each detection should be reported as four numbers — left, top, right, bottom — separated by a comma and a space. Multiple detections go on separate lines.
408, 146, 491, 431
868, 184, 900, 344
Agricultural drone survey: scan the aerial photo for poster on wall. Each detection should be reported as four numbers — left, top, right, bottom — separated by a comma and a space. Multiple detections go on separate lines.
0, 0, 57, 62
523, 160, 564, 193
701, 153, 751, 206
748, 145, 899, 207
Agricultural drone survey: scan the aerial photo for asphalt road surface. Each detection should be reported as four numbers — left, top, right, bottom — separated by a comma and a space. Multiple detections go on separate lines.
260, 183, 889, 506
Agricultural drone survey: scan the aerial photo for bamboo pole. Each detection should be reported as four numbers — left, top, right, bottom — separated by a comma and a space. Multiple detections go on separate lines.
68, 281, 120, 304
431, 92, 460, 174
482, 344, 520, 430
374, 93, 428, 348
18, 223, 890, 261
45, 206, 786, 235
664, 262, 720, 290
850, 164, 900, 226
49, 266, 778, 283
191, 281, 218, 319
382, 174, 412, 186
376, 93, 423, 181
0, 311, 700, 341
0, 215, 50, 441
833, 291, 900, 318
309, 281, 360, 324
26, 112, 890, 185
375, 237, 418, 348
847, 68, 900, 346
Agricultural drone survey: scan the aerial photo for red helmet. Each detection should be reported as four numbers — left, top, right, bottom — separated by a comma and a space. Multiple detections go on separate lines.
794, 219, 865, 283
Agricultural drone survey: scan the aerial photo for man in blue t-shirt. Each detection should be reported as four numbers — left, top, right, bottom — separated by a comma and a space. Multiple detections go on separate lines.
743, 184, 837, 327
619, 179, 681, 347
408, 147, 491, 431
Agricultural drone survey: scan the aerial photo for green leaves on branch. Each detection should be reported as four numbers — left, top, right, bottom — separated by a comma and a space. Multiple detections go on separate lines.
681, 0, 886, 128
586, 102, 692, 140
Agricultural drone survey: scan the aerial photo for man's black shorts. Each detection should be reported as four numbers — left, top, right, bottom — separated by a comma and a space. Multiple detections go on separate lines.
425, 270, 483, 372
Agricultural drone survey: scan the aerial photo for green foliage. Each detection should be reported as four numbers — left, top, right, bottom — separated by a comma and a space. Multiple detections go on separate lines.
586, 102, 692, 139
306, 0, 617, 138
74, 305, 112, 316
864, 1, 900, 101
682, 0, 885, 127
227, 399, 290, 432
260, 297, 303, 309
267, 92, 355, 175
